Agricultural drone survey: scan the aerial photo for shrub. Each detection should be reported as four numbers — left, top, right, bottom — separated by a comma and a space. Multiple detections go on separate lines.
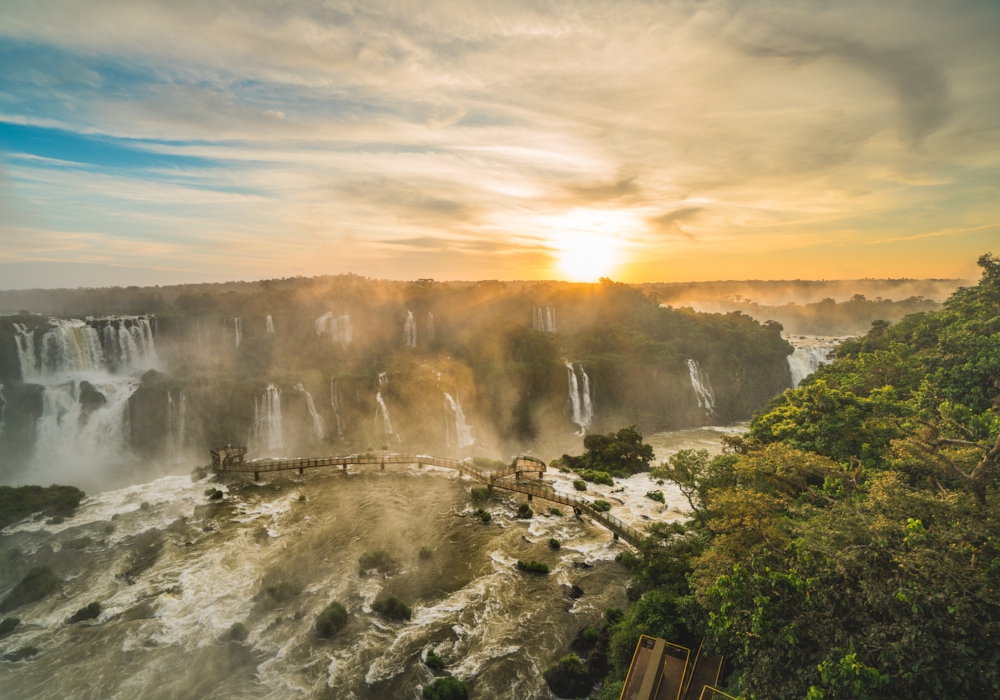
645, 490, 665, 503
425, 648, 446, 671
316, 602, 348, 638
592, 500, 611, 513
65, 536, 93, 551
104, 524, 115, 534
264, 581, 302, 604
298, 494, 306, 502
69, 601, 101, 623
0, 566, 59, 613
0, 617, 20, 637
544, 653, 592, 698
517, 560, 549, 574
549, 538, 561, 550
46, 516, 64, 525
582, 626, 600, 648
358, 550, 396, 573
549, 507, 563, 516
4, 646, 39, 662
473, 509, 492, 523
0, 484, 85, 529
372, 595, 411, 621
470, 487, 491, 501
140, 502, 151, 512
419, 546, 434, 560
580, 470, 614, 486
604, 607, 624, 626
422, 675, 468, 700
224, 622, 249, 642
573, 480, 587, 491
205, 488, 223, 500
517, 503, 533, 519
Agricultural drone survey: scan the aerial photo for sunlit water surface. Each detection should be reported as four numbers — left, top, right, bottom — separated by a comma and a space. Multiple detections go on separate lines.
0, 424, 745, 699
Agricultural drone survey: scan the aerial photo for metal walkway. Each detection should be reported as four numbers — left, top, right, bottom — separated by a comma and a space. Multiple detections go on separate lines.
209, 446, 642, 545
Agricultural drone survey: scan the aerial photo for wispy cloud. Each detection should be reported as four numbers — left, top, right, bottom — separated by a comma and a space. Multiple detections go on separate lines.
0, 0, 997, 286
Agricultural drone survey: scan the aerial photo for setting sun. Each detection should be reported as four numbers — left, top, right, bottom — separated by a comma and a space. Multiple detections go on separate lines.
543, 209, 634, 281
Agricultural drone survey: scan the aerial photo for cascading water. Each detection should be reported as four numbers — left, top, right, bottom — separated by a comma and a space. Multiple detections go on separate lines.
266, 315, 275, 334
686, 359, 716, 413
375, 391, 398, 442
315, 312, 352, 348
565, 362, 593, 432
378, 372, 388, 387
14, 323, 37, 380
0, 382, 6, 445
404, 311, 417, 348
250, 384, 284, 455
427, 312, 435, 341
330, 379, 345, 437
40, 319, 107, 376
444, 392, 475, 448
295, 383, 326, 442
786, 337, 839, 387
533, 307, 556, 332
97, 316, 158, 372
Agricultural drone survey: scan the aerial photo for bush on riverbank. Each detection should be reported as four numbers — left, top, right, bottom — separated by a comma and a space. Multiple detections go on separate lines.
69, 602, 101, 623
579, 470, 614, 486
544, 653, 592, 698
517, 560, 549, 574
0, 566, 59, 613
315, 602, 348, 638
0, 485, 85, 529
422, 676, 468, 700
470, 487, 491, 501
573, 480, 587, 491
358, 550, 397, 574
592, 500, 611, 512
645, 490, 664, 503
561, 427, 654, 477
372, 595, 411, 621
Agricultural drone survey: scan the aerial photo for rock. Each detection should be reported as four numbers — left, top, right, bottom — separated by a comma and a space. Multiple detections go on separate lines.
572, 561, 593, 570
561, 584, 584, 599
78, 382, 107, 414
141, 369, 168, 384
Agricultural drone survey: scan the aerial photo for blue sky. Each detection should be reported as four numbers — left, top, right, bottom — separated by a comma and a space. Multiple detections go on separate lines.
0, 0, 998, 288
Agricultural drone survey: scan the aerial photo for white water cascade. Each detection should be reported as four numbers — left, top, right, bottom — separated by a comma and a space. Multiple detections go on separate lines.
40, 320, 107, 376
565, 362, 593, 432
0, 382, 6, 445
224, 317, 243, 348
295, 383, 326, 442
533, 307, 556, 332
686, 359, 716, 413
444, 392, 475, 448
786, 337, 839, 387
99, 317, 158, 372
375, 391, 398, 442
330, 380, 345, 437
250, 384, 284, 455
315, 312, 352, 348
404, 311, 417, 348
266, 315, 275, 334
427, 312, 435, 341
166, 390, 187, 462
13, 323, 37, 381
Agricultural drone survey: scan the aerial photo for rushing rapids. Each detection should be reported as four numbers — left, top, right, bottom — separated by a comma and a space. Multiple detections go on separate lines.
0, 423, 743, 699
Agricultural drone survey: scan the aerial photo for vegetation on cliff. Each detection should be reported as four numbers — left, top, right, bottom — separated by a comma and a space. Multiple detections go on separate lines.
602, 255, 1000, 700
0, 485, 85, 529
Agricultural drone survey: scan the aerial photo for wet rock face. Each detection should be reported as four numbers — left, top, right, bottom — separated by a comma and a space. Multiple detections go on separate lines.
78, 382, 107, 415
562, 584, 584, 599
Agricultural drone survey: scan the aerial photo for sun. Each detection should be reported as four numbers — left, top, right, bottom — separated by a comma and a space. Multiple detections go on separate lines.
546, 209, 631, 282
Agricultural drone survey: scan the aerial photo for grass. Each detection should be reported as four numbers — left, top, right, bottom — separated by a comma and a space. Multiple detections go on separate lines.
422, 676, 468, 700
0, 566, 59, 613
316, 602, 348, 638
0, 485, 85, 530
69, 602, 101, 624
425, 648, 446, 671
573, 480, 587, 491
358, 550, 397, 573
372, 595, 411, 621
517, 559, 549, 574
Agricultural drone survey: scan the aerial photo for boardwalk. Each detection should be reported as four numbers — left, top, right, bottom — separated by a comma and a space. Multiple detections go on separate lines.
210, 447, 643, 545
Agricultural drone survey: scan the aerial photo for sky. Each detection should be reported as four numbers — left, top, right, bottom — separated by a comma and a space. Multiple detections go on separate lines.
0, 0, 998, 288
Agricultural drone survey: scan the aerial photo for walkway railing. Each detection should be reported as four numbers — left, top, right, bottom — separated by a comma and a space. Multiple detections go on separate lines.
211, 449, 643, 545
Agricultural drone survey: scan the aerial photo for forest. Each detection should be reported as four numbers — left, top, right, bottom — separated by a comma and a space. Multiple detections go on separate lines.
594, 254, 1000, 699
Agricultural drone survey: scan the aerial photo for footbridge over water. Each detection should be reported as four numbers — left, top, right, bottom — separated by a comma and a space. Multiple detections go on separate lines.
210, 447, 642, 545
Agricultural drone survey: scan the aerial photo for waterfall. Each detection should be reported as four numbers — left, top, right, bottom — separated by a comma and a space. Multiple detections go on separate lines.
295, 383, 326, 442
96, 316, 158, 372
330, 379, 345, 437
0, 382, 6, 445
378, 372, 388, 387
166, 390, 187, 461
223, 317, 242, 348
533, 307, 556, 332
427, 312, 435, 341
686, 359, 716, 413
404, 311, 417, 348
444, 392, 475, 448
234, 318, 242, 348
40, 320, 107, 376
565, 362, 593, 432
786, 339, 838, 387
32, 380, 139, 468
14, 323, 37, 380
250, 384, 283, 455
266, 315, 275, 334
315, 312, 352, 348
375, 391, 397, 441
167, 391, 176, 457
